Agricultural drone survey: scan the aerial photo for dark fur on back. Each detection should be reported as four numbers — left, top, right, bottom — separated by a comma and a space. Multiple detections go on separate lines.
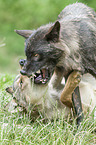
16, 3, 96, 78
57, 3, 96, 77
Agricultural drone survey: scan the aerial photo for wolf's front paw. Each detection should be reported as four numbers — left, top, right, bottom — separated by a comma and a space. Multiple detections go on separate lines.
60, 71, 82, 107
68, 71, 82, 89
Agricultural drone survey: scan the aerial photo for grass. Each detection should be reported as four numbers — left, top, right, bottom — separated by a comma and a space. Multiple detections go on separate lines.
0, 74, 96, 145
0, 1, 96, 144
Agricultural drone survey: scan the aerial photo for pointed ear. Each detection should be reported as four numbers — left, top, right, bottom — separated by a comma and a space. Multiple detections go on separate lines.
5, 87, 14, 95
45, 21, 60, 42
14, 30, 34, 39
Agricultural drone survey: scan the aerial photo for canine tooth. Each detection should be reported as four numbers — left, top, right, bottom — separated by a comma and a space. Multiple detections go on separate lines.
36, 70, 40, 73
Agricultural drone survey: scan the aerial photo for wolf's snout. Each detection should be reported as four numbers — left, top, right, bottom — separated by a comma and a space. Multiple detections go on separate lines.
20, 69, 32, 77
19, 59, 28, 76
20, 70, 27, 76
19, 59, 26, 67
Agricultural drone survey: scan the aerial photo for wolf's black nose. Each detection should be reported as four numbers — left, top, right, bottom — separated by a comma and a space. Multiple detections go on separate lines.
20, 70, 27, 75
19, 59, 26, 67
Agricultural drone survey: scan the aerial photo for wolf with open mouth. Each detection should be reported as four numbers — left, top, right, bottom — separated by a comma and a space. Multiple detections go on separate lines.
15, 3, 96, 78
5, 60, 96, 121
15, 3, 96, 124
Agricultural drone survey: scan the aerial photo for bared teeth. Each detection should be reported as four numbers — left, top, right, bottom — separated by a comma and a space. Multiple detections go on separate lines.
42, 79, 47, 84
36, 70, 40, 73
34, 68, 52, 84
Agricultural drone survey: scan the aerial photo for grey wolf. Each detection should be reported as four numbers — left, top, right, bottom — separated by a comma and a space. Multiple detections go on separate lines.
15, 3, 96, 100
15, 3, 96, 124
15, 3, 96, 78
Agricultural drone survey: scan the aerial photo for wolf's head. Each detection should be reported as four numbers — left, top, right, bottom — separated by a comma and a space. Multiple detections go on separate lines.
15, 21, 63, 76
5, 59, 52, 112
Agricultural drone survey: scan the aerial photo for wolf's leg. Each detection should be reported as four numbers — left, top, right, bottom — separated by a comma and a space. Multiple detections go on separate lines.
72, 86, 84, 126
60, 71, 83, 125
60, 71, 82, 108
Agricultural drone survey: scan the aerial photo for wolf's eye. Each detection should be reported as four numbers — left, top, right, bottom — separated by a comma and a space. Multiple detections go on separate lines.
33, 54, 40, 61
34, 54, 39, 57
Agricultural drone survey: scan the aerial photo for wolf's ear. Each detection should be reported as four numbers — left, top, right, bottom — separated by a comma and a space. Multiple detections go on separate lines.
5, 87, 14, 95
14, 30, 33, 39
45, 21, 60, 42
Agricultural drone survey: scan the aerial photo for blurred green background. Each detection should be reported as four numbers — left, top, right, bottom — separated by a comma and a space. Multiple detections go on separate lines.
0, 0, 96, 74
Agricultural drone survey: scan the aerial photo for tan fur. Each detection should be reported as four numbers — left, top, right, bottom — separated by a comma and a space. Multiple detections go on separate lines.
60, 71, 81, 108
6, 74, 70, 120
6, 72, 96, 120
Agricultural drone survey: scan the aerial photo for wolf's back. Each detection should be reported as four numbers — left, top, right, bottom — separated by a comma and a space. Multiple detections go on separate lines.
57, 3, 96, 77
58, 3, 96, 20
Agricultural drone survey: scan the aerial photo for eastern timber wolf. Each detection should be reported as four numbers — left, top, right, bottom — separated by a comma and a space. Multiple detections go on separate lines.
15, 3, 96, 78
6, 61, 96, 121
15, 3, 96, 124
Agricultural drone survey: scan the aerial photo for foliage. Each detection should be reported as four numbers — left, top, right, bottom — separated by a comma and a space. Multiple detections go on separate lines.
0, 0, 96, 73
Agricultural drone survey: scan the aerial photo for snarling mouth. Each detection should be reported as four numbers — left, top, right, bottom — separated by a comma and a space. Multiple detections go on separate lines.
19, 59, 53, 84
34, 68, 52, 84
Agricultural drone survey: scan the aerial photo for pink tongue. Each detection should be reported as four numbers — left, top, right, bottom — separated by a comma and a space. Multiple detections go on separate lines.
41, 69, 46, 78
